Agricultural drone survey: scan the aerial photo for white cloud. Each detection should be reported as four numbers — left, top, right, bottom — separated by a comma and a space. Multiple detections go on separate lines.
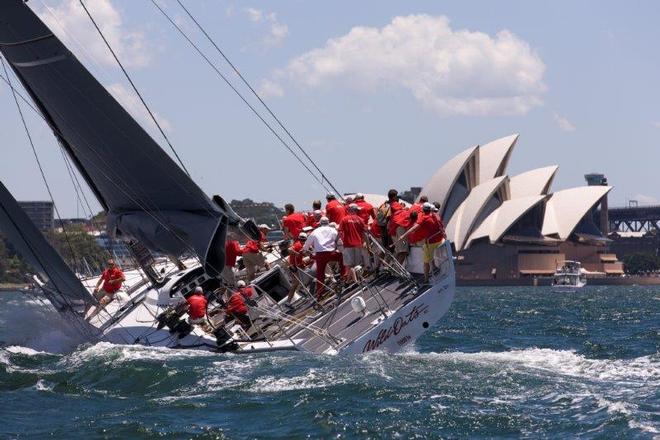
244, 7, 289, 48
258, 79, 284, 98
35, 0, 149, 68
632, 194, 659, 206
245, 7, 264, 23
106, 83, 171, 132
651, 121, 660, 129
271, 15, 546, 116
554, 113, 576, 131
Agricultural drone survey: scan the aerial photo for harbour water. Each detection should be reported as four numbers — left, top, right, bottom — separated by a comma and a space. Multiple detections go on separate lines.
1, 286, 658, 438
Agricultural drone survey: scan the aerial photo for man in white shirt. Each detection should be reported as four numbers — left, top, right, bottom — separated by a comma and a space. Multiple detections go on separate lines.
303, 217, 345, 299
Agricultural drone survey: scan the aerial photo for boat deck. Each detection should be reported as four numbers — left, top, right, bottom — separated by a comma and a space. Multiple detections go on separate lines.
248, 271, 423, 354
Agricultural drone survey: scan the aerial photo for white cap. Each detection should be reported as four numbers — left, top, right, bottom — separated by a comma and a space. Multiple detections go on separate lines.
423, 202, 434, 211
302, 225, 313, 233
319, 216, 330, 225
313, 209, 323, 217
345, 195, 354, 203
298, 232, 308, 239
193, 286, 203, 294
355, 193, 364, 200
258, 224, 272, 230
348, 203, 359, 212
236, 280, 246, 288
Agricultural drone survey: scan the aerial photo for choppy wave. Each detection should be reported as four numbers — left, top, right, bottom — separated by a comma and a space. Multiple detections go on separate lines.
413, 348, 659, 383
1, 287, 659, 438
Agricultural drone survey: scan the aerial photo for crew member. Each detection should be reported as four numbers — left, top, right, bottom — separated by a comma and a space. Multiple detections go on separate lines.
285, 232, 314, 308
243, 224, 271, 281
282, 203, 307, 240
338, 204, 367, 283
187, 286, 208, 325
398, 202, 446, 282
303, 216, 344, 299
88, 259, 125, 317
223, 236, 244, 286
226, 280, 255, 330
410, 195, 428, 215
376, 189, 402, 249
307, 200, 324, 226
389, 207, 415, 264
325, 194, 346, 224
354, 193, 376, 225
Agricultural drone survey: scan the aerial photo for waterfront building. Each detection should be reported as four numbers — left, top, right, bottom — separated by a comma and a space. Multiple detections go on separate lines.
17, 201, 53, 231
419, 135, 624, 281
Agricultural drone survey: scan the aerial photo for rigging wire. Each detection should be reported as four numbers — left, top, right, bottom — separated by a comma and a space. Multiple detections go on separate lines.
0, 58, 82, 273
0, 65, 206, 272
174, 0, 344, 198
77, 0, 191, 177
149, 0, 334, 195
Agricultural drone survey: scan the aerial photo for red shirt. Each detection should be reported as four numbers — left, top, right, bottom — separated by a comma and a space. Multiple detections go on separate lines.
339, 214, 366, 248
410, 203, 424, 215
390, 200, 404, 215
225, 240, 243, 267
417, 213, 446, 244
326, 200, 346, 224
288, 240, 308, 268
187, 294, 207, 320
388, 209, 413, 236
244, 231, 266, 254
407, 216, 426, 244
283, 212, 306, 239
101, 267, 124, 293
355, 200, 375, 224
227, 287, 254, 316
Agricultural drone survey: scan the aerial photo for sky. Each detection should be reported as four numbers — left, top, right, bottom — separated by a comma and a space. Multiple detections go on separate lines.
0, 0, 659, 218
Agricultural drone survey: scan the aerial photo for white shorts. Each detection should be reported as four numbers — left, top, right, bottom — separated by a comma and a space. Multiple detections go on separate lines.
342, 247, 363, 267
221, 266, 236, 285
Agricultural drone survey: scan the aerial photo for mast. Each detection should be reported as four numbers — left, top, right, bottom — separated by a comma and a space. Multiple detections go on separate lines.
0, 1, 256, 273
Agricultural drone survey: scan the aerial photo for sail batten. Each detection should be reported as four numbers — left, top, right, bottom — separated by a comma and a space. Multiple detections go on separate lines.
0, 1, 232, 269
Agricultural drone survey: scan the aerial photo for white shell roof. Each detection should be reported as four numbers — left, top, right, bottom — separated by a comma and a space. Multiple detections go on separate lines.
478, 134, 519, 184
445, 176, 508, 251
509, 166, 558, 199
464, 195, 546, 249
542, 186, 612, 240
418, 145, 478, 207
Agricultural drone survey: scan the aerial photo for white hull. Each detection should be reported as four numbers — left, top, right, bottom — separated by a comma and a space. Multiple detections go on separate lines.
87, 243, 456, 355
551, 281, 586, 293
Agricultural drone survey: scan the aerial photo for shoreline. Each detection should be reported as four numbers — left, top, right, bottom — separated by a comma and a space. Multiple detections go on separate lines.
0, 283, 29, 291
458, 276, 660, 287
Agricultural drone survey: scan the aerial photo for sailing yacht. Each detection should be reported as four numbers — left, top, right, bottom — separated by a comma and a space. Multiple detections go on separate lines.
0, 1, 455, 354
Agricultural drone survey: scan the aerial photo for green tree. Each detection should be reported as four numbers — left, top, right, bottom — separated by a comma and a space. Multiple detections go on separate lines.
0, 237, 7, 280
622, 253, 660, 275
44, 224, 108, 273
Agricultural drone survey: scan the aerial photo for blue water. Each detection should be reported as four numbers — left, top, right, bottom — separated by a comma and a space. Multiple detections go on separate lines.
1, 286, 658, 439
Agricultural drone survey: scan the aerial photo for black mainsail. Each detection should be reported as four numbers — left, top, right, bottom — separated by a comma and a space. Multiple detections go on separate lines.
0, 1, 250, 272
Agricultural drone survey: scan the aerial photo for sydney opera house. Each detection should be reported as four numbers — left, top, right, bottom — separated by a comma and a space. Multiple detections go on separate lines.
418, 134, 624, 281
